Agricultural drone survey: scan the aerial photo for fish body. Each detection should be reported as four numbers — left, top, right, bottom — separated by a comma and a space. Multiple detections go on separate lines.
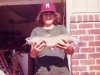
25, 34, 83, 50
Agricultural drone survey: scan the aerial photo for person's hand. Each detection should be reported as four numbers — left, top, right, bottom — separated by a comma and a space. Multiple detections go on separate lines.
56, 39, 74, 55
31, 41, 46, 52
56, 39, 70, 50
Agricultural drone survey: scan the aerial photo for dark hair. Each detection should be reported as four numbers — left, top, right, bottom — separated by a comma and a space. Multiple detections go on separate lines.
36, 12, 62, 26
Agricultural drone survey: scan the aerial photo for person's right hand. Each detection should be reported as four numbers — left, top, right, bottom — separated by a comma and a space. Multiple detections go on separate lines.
31, 41, 46, 52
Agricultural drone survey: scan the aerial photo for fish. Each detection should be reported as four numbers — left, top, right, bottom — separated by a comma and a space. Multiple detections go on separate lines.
25, 34, 83, 50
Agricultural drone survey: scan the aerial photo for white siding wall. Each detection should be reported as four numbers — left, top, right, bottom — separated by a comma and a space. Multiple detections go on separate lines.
72, 0, 100, 13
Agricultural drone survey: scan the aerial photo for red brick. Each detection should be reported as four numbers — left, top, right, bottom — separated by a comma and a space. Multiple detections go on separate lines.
83, 15, 88, 22
95, 36, 100, 40
71, 23, 78, 29
81, 48, 95, 53
80, 36, 94, 41
89, 15, 94, 22
90, 65, 100, 71
94, 14, 99, 22
96, 72, 100, 75
71, 30, 86, 35
72, 66, 87, 71
88, 29, 100, 34
80, 72, 89, 75
77, 41, 86, 47
81, 72, 95, 75
77, 15, 82, 22
72, 54, 87, 59
71, 16, 77, 23
80, 59, 95, 65
72, 60, 79, 65
72, 72, 79, 75
96, 47, 100, 52
88, 53, 100, 59
79, 23, 93, 28
96, 59, 100, 64
89, 41, 100, 46
89, 72, 96, 75
95, 23, 100, 28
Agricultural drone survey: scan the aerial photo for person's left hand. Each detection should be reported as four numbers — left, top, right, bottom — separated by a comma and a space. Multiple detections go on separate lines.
56, 39, 70, 50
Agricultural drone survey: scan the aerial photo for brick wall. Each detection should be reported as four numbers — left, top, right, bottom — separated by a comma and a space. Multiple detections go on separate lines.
70, 13, 100, 75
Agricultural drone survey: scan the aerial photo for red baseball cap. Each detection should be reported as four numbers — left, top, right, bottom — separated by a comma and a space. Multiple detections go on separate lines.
40, 2, 56, 13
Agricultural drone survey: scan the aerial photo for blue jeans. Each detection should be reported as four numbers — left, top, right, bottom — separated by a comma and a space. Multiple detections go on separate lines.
35, 65, 70, 75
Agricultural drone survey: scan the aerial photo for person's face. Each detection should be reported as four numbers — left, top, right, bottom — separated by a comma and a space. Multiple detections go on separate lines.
42, 11, 55, 26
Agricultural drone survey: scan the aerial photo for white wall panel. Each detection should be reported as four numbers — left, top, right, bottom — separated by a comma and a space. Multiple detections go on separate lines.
99, 0, 100, 12
72, 0, 100, 13
88, 0, 98, 12
72, 0, 87, 13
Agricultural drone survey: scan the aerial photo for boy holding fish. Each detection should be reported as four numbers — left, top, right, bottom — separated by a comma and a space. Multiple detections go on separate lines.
29, 2, 76, 75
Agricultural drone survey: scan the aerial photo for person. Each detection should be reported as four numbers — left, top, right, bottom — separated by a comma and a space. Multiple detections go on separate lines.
30, 2, 75, 75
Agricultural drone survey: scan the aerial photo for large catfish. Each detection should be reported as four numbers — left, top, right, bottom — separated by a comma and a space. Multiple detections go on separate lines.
25, 34, 83, 51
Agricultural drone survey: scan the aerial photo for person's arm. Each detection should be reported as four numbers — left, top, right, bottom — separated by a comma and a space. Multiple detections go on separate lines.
61, 25, 75, 55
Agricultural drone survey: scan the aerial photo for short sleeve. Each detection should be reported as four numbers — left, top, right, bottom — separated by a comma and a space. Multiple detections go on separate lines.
60, 25, 70, 35
30, 28, 37, 37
